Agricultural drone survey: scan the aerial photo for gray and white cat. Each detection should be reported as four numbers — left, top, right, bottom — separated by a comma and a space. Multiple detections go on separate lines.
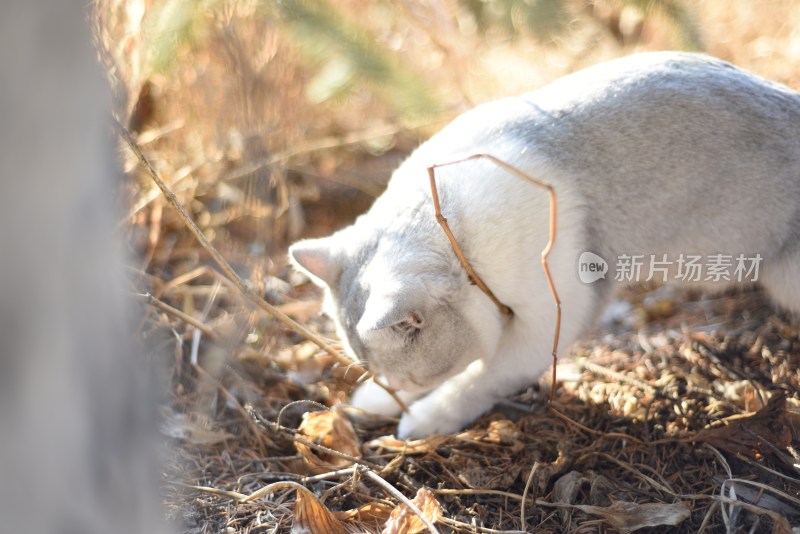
290, 52, 800, 439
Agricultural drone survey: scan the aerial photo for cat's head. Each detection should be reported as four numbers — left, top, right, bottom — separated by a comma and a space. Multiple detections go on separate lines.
289, 225, 502, 394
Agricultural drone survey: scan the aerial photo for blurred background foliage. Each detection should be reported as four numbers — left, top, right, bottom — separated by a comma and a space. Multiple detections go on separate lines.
96, 0, 800, 281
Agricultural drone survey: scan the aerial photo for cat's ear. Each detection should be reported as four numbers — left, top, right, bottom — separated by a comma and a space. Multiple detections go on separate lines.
357, 293, 425, 338
288, 237, 342, 287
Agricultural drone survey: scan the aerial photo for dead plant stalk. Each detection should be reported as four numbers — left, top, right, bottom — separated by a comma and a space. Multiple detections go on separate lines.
117, 121, 407, 410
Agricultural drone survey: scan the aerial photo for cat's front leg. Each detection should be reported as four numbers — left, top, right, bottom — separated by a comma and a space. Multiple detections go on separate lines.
350, 377, 425, 418
396, 345, 549, 439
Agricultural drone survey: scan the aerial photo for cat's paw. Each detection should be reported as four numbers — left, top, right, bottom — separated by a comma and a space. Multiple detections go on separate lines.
396, 397, 469, 439
349, 379, 405, 418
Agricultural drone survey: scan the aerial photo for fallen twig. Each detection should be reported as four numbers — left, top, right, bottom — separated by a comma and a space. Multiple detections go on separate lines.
360, 466, 440, 534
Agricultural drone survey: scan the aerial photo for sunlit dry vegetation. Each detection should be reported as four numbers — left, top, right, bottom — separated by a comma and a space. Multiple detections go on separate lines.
96, 1, 800, 531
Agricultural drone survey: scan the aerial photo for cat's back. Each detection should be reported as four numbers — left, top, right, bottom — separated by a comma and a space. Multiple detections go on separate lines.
526, 51, 800, 116
534, 52, 800, 255
430, 51, 800, 160
372, 52, 800, 260
387, 51, 800, 199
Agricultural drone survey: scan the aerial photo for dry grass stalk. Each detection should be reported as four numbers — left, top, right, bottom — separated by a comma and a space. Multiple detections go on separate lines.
117, 121, 408, 411
519, 461, 540, 528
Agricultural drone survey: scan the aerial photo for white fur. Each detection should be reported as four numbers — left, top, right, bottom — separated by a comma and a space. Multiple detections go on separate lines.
291, 52, 800, 438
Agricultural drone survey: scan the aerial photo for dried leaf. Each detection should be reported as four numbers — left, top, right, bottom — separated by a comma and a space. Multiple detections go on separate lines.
366, 435, 448, 455
575, 500, 691, 532
381, 488, 441, 534
456, 419, 525, 453
292, 488, 348, 534
295, 407, 362, 472
333, 501, 394, 525
696, 391, 790, 460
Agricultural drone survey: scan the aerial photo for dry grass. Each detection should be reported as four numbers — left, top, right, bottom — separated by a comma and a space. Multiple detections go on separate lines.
97, 1, 800, 532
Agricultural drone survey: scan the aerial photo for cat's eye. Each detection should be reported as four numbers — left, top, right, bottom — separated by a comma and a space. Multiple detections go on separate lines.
393, 317, 422, 338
